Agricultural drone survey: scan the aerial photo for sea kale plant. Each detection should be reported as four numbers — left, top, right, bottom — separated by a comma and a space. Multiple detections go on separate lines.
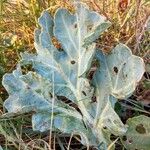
2, 2, 145, 149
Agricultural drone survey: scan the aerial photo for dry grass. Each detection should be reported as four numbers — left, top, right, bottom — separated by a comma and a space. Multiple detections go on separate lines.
0, 0, 149, 149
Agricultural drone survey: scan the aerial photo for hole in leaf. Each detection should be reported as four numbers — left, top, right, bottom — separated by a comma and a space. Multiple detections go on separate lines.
49, 92, 53, 98
103, 126, 107, 130
21, 64, 34, 75
26, 86, 31, 90
82, 91, 86, 96
122, 135, 127, 141
52, 36, 62, 49
91, 96, 97, 103
71, 60, 76, 64
57, 96, 82, 114
74, 23, 77, 28
135, 124, 146, 134
113, 66, 118, 74
128, 138, 133, 144
87, 61, 98, 80
87, 24, 93, 31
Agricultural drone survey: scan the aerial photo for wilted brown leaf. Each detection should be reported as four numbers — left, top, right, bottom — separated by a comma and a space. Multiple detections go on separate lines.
138, 90, 150, 105
118, 0, 128, 13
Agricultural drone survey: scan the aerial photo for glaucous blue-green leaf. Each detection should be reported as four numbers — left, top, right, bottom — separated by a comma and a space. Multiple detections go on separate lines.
93, 44, 144, 135
121, 115, 150, 150
1, 2, 145, 150
20, 2, 111, 121
2, 65, 82, 120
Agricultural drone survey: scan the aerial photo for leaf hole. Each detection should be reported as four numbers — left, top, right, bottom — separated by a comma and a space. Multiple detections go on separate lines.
74, 23, 77, 28
128, 138, 133, 144
103, 126, 107, 130
91, 96, 97, 103
135, 124, 146, 134
87, 25, 93, 31
113, 66, 118, 74
26, 86, 31, 90
87, 62, 97, 80
71, 60, 76, 64
82, 91, 87, 96
49, 92, 53, 98
57, 96, 81, 114
122, 135, 127, 141
21, 64, 34, 75
52, 36, 62, 49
